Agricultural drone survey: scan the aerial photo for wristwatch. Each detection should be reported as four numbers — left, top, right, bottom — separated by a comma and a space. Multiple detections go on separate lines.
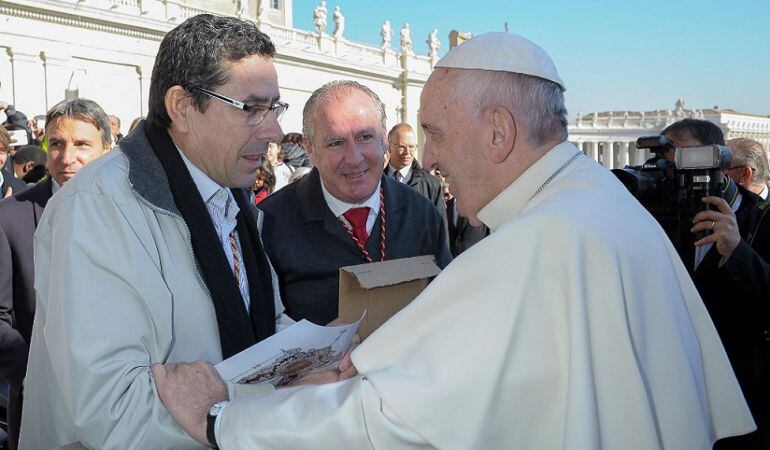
206, 400, 229, 449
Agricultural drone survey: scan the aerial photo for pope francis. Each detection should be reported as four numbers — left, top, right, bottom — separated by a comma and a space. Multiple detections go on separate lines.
152, 32, 755, 449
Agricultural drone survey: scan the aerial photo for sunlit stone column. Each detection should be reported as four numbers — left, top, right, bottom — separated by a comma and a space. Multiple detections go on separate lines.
602, 141, 615, 169
619, 141, 630, 168
587, 141, 599, 162
636, 147, 647, 165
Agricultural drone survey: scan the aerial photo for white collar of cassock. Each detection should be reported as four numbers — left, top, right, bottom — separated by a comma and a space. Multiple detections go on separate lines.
320, 177, 382, 219
477, 140, 575, 232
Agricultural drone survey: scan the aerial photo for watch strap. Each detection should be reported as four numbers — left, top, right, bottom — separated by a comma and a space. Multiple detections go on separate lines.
206, 412, 219, 449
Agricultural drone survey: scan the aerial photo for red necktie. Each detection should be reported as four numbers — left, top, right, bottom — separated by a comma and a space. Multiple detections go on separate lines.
343, 207, 370, 244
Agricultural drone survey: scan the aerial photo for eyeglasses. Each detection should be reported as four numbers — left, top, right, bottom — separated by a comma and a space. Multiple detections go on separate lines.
726, 165, 751, 172
191, 87, 288, 126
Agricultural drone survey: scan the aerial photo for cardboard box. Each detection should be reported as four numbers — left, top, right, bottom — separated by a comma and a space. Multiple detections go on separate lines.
338, 255, 441, 339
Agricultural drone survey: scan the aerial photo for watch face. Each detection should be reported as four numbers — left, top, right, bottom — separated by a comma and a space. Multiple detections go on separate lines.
209, 400, 228, 416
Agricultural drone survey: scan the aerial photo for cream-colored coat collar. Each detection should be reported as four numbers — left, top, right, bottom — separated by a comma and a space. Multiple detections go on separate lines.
478, 140, 579, 232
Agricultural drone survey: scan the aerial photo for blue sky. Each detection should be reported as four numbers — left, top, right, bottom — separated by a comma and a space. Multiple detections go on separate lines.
293, 0, 770, 117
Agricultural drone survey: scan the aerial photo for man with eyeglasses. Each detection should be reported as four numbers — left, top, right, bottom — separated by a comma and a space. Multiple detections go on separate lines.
20, 14, 306, 449
726, 138, 770, 200
385, 123, 448, 233
661, 118, 770, 449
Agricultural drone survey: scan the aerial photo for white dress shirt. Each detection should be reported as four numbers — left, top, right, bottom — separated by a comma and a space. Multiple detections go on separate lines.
320, 179, 381, 236
177, 149, 250, 311
394, 164, 412, 184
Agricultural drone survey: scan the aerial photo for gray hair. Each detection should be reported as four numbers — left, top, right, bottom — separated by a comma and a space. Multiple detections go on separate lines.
450, 70, 568, 147
46, 98, 112, 148
302, 80, 387, 149
727, 138, 770, 185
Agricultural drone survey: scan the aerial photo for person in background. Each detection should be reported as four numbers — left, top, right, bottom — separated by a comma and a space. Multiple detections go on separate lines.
128, 116, 145, 135
10, 145, 47, 184
265, 141, 292, 191
252, 156, 275, 204
0, 98, 111, 450
0, 125, 25, 198
280, 132, 313, 169
108, 114, 123, 147
661, 119, 770, 449
725, 138, 769, 200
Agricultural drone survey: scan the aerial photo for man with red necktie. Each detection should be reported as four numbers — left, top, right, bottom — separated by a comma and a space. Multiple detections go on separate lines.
257, 80, 452, 326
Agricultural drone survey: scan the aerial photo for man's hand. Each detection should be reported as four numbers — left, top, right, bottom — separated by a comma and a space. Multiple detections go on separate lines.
151, 361, 228, 446
326, 318, 361, 381
289, 370, 341, 386
691, 196, 741, 258
338, 333, 360, 381
3, 186, 11, 198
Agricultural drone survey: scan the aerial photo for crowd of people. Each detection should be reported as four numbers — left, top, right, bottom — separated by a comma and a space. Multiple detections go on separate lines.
0, 13, 768, 450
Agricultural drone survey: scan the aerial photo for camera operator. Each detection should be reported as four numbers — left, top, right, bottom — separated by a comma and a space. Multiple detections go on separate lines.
662, 118, 770, 450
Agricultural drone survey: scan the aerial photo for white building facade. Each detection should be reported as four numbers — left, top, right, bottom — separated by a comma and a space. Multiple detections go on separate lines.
0, 0, 436, 137
569, 100, 770, 169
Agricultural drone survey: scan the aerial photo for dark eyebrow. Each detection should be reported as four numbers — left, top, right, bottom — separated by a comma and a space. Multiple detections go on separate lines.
243, 94, 279, 105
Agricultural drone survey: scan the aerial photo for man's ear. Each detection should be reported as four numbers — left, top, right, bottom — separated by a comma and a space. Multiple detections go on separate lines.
741, 166, 754, 185
164, 86, 192, 134
21, 161, 34, 176
486, 106, 516, 164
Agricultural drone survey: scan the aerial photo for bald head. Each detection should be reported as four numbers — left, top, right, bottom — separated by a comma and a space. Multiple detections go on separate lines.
387, 123, 417, 170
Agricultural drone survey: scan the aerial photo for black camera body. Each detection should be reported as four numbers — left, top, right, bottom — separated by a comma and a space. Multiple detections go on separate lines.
612, 136, 731, 260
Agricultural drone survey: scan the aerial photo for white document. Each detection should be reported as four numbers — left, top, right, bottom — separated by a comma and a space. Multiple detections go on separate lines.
216, 314, 364, 387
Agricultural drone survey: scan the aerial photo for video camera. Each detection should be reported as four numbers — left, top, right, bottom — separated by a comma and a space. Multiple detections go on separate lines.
612, 136, 731, 264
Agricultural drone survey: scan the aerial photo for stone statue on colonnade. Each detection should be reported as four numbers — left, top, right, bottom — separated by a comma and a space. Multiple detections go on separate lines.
313, 1, 328, 36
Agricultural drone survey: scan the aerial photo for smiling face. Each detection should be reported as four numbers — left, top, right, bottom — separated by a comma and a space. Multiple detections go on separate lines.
175, 55, 283, 188
420, 69, 488, 223
306, 87, 386, 204
46, 117, 109, 186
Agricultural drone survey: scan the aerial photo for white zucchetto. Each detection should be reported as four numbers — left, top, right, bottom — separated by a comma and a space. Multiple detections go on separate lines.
435, 31, 565, 90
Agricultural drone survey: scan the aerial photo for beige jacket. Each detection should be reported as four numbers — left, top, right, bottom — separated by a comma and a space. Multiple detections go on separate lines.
20, 125, 283, 450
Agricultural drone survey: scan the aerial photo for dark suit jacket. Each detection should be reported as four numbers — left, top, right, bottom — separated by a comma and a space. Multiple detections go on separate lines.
694, 182, 770, 448
386, 160, 448, 235
447, 197, 489, 257
259, 168, 452, 325
0, 177, 51, 449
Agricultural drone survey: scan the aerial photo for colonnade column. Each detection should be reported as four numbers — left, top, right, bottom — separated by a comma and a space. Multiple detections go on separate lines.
636, 147, 647, 165
602, 141, 615, 169
587, 141, 599, 162
619, 142, 629, 168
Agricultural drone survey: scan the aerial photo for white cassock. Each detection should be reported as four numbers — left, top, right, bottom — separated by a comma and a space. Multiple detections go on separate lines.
217, 141, 755, 449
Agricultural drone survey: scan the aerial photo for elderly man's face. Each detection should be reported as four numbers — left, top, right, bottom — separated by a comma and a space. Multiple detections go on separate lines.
108, 116, 121, 139
420, 69, 486, 223
182, 55, 283, 188
46, 116, 109, 186
388, 127, 417, 170
307, 88, 386, 204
